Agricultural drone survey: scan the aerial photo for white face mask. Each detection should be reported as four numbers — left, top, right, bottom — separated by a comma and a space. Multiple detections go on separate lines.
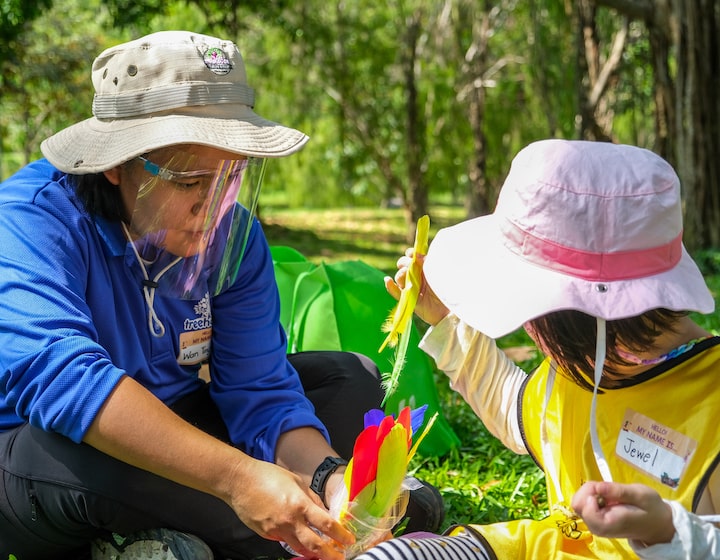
123, 150, 266, 299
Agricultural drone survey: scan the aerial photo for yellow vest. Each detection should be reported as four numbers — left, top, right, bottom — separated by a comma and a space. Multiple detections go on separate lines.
452, 339, 720, 559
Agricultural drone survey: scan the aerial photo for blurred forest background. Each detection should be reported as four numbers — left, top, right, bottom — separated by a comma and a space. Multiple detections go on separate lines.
2, 0, 720, 249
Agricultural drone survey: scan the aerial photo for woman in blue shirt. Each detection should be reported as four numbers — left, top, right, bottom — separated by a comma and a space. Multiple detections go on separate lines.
0, 31, 440, 560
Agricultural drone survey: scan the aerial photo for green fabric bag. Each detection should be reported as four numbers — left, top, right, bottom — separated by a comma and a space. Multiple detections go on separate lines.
271, 245, 460, 456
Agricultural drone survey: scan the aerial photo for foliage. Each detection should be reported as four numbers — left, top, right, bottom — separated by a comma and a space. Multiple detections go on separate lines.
2, 0, 718, 249
689, 249, 720, 336
611, 20, 655, 145
0, 0, 114, 178
0, 0, 675, 206
102, 0, 168, 29
0, 0, 52, 52
521, 0, 577, 138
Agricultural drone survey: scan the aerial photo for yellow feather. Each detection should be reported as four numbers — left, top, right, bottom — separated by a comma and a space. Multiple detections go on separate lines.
379, 215, 430, 352
367, 424, 409, 517
407, 412, 438, 463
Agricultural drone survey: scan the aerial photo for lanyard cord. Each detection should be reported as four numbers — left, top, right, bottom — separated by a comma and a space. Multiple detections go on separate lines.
541, 318, 614, 506
121, 223, 181, 338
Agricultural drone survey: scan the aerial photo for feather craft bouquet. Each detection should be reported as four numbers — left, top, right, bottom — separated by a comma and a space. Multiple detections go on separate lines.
329, 405, 437, 558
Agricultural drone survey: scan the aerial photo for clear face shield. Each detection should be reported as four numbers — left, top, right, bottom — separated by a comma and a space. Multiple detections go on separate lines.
123, 149, 265, 299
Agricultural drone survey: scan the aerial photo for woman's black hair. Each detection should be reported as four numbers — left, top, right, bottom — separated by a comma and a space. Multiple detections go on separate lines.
527, 308, 688, 390
69, 173, 129, 222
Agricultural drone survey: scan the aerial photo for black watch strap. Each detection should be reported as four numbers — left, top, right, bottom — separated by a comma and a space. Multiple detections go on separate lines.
310, 456, 348, 503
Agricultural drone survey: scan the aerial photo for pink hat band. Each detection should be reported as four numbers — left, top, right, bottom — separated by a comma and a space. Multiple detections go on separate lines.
501, 220, 684, 282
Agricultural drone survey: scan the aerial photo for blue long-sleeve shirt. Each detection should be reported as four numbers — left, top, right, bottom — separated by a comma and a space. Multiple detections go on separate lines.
0, 159, 328, 462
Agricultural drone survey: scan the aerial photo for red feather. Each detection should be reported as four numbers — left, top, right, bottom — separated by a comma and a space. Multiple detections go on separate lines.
348, 424, 379, 500
397, 407, 412, 448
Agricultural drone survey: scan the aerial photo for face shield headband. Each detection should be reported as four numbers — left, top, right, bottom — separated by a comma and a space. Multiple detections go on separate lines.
122, 151, 265, 302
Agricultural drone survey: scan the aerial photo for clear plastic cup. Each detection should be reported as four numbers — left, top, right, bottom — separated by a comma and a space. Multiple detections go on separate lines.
340, 490, 410, 558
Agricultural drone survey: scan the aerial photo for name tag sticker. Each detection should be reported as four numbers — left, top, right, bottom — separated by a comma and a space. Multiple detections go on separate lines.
178, 328, 212, 365
615, 409, 697, 489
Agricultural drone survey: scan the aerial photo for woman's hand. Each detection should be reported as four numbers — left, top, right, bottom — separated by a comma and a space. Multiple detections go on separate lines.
571, 481, 675, 546
86, 379, 354, 560
384, 249, 449, 327
229, 458, 354, 560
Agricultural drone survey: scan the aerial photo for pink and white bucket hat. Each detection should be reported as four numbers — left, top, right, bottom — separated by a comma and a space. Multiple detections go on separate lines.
423, 139, 715, 339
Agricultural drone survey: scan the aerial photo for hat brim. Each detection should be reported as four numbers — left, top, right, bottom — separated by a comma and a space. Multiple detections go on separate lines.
424, 216, 715, 339
40, 105, 309, 174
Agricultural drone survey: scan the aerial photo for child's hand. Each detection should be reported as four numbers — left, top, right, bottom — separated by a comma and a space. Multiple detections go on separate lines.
571, 481, 675, 546
384, 249, 449, 327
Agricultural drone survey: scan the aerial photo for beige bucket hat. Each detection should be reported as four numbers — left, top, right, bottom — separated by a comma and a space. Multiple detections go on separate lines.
41, 30, 309, 173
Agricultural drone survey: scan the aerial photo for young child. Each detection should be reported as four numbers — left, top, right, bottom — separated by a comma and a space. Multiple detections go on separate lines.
356, 139, 720, 559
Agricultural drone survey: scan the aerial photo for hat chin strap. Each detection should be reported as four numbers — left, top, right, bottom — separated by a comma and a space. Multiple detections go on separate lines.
591, 318, 613, 482
541, 317, 613, 506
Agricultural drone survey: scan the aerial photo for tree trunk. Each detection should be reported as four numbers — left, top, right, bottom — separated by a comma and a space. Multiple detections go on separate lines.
646, 1, 674, 159
403, 9, 430, 241
673, 0, 720, 250
463, 0, 492, 218
576, 0, 625, 141
595, 0, 720, 250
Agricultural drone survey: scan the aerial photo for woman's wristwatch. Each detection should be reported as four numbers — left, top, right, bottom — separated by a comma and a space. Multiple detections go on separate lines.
310, 456, 348, 504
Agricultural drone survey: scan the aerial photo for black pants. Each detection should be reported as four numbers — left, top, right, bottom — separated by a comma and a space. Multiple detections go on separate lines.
0, 351, 384, 560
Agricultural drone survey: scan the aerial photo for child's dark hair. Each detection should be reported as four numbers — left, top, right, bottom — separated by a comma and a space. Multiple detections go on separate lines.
527, 308, 688, 390
69, 173, 128, 222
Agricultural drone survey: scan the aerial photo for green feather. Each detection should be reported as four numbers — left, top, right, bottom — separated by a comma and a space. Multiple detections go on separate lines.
366, 424, 408, 517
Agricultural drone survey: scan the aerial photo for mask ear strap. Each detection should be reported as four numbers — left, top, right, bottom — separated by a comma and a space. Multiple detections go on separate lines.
590, 317, 613, 481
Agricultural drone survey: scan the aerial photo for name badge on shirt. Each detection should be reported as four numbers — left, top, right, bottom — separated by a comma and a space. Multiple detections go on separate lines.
615, 408, 697, 489
178, 328, 212, 365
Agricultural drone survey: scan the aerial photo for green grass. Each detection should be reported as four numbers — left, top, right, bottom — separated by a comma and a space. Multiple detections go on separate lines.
260, 202, 467, 273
